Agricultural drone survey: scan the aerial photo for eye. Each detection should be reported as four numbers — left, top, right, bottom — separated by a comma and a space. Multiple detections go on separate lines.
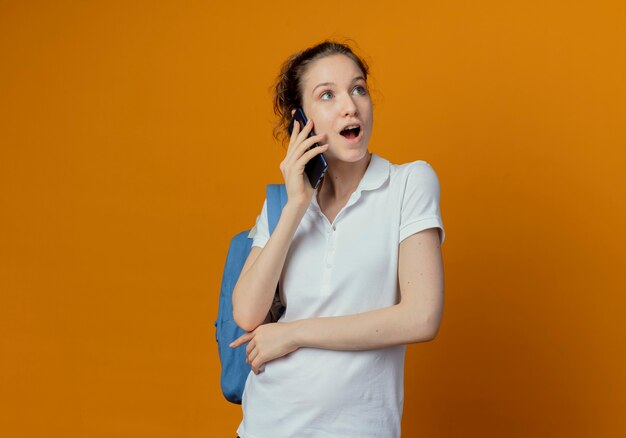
320, 91, 334, 100
353, 85, 367, 95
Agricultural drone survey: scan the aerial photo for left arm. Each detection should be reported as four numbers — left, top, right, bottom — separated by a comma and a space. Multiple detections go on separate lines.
230, 227, 444, 374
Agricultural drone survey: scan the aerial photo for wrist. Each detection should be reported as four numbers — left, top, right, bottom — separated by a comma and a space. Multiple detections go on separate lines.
283, 200, 309, 219
289, 319, 306, 349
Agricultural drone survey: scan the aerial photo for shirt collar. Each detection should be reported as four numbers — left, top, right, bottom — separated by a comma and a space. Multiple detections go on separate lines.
355, 153, 390, 194
310, 153, 390, 213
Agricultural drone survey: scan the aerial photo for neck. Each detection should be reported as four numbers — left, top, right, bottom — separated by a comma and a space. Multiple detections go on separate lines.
318, 152, 372, 200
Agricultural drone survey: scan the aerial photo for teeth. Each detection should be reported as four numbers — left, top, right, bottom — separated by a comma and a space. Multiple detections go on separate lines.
344, 125, 359, 130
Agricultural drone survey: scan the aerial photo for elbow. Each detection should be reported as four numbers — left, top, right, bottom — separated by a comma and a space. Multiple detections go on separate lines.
423, 315, 442, 342
422, 325, 440, 342
232, 309, 260, 333
232, 299, 259, 333
408, 314, 441, 343
232, 288, 262, 332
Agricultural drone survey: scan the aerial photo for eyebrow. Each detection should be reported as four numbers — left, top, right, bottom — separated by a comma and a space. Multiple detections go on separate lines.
311, 76, 366, 95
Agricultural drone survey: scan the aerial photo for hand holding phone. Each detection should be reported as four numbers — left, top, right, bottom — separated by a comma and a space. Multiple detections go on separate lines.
287, 108, 328, 189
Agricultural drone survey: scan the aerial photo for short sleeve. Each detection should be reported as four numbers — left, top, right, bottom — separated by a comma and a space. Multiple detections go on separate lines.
247, 198, 270, 248
399, 161, 445, 244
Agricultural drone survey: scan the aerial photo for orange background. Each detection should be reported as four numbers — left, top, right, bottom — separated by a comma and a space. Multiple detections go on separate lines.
1, 1, 625, 436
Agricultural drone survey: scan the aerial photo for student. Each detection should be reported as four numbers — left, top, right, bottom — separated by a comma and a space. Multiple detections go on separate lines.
230, 40, 446, 437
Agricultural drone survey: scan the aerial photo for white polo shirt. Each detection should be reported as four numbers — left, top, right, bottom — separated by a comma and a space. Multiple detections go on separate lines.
237, 153, 445, 438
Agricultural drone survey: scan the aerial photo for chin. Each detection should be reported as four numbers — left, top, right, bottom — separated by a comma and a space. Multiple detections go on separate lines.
345, 149, 370, 162
325, 147, 369, 164
326, 137, 371, 163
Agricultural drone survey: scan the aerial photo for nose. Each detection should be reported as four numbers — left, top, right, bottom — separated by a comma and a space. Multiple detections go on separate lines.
342, 94, 358, 117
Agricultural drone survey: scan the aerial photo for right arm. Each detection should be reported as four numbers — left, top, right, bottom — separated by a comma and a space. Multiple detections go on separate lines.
232, 118, 328, 332
232, 204, 305, 331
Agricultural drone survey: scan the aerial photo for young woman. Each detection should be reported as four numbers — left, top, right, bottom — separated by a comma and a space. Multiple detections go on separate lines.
230, 41, 445, 437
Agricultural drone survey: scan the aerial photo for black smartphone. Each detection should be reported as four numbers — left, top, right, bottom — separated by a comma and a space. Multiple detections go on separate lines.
287, 107, 328, 189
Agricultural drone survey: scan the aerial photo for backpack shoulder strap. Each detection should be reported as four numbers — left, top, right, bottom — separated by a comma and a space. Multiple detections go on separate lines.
266, 184, 287, 235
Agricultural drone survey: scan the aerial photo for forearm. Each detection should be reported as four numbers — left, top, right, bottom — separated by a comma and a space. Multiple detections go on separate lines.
232, 202, 306, 331
291, 301, 442, 351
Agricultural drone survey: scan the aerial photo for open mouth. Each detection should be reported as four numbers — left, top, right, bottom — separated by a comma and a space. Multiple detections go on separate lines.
340, 125, 361, 140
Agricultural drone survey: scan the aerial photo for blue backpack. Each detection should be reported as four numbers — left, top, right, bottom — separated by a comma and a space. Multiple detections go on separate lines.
215, 184, 287, 404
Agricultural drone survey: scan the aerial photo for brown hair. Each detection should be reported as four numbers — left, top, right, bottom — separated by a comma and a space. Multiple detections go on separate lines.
272, 40, 370, 144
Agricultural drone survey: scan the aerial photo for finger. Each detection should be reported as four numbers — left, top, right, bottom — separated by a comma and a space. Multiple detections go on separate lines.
288, 118, 314, 153
295, 133, 326, 157
229, 332, 253, 348
251, 357, 264, 375
286, 131, 325, 168
287, 119, 301, 152
245, 344, 255, 364
286, 129, 320, 171
246, 346, 252, 361
296, 143, 329, 168
246, 339, 255, 356
295, 118, 315, 145
247, 346, 259, 364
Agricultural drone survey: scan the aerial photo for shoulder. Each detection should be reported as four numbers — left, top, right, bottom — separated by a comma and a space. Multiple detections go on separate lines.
247, 197, 269, 241
389, 159, 441, 189
392, 159, 437, 174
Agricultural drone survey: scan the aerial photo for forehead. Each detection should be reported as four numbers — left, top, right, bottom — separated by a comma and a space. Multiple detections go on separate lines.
301, 54, 363, 90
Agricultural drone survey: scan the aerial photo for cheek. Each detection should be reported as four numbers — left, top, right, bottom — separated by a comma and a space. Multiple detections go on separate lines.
360, 100, 373, 118
319, 119, 336, 135
309, 112, 335, 135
